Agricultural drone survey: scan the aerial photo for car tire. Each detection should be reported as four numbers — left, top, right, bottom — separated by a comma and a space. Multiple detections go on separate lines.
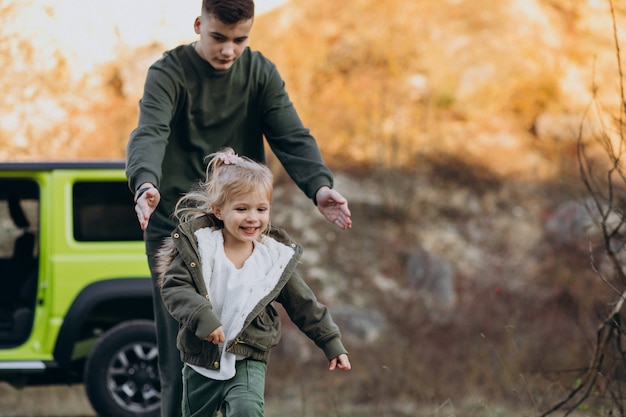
84, 319, 161, 417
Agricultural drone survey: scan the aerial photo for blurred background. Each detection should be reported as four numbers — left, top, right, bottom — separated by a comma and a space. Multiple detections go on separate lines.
2, 0, 626, 416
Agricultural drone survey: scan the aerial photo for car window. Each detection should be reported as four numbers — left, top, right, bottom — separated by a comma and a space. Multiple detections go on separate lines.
0, 202, 18, 257
0, 179, 39, 257
73, 181, 143, 242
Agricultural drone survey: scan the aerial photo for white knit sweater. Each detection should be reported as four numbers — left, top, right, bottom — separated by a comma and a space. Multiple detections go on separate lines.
189, 228, 294, 380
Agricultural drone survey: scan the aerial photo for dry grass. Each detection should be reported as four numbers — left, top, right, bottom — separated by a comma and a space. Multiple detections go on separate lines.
0, 383, 577, 417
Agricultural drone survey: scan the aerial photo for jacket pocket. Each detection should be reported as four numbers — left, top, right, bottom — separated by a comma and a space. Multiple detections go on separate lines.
242, 304, 282, 351
197, 340, 222, 370
178, 326, 202, 355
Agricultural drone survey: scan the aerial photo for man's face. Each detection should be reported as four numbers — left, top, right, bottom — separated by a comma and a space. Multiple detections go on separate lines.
194, 14, 253, 70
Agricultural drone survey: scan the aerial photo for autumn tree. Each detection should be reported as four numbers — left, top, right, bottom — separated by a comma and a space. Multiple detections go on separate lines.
0, 0, 141, 160
542, 1, 626, 415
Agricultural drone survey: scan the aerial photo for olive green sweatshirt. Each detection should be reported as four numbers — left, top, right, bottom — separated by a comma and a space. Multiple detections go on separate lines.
126, 44, 333, 240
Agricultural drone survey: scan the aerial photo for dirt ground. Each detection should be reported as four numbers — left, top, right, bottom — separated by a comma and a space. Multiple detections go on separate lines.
0, 383, 94, 417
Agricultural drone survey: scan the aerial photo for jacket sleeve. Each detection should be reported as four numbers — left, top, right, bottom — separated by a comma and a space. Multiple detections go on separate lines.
160, 254, 222, 340
277, 271, 347, 361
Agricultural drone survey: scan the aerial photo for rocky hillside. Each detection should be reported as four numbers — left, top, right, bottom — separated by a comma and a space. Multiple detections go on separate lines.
264, 157, 605, 414
248, 1, 626, 413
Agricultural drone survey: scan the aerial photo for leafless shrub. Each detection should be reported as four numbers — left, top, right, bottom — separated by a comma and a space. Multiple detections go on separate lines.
541, 1, 626, 415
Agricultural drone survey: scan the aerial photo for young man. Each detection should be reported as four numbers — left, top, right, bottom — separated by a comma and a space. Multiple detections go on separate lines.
125, 1, 351, 416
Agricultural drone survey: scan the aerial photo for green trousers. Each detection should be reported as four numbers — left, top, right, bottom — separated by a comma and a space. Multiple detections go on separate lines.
183, 361, 266, 417
147, 239, 184, 417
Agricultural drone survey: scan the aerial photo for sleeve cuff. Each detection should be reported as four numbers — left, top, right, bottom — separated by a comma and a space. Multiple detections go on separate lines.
321, 337, 348, 361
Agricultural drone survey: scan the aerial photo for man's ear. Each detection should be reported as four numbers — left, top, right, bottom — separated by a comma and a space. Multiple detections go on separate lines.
194, 16, 202, 35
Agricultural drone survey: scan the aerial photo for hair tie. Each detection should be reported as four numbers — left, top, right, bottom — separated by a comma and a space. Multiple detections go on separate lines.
218, 153, 243, 165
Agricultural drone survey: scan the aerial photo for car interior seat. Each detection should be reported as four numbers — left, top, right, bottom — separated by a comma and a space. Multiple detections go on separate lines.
0, 195, 37, 343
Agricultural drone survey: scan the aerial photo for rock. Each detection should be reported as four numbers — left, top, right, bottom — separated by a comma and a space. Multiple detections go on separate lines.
407, 249, 456, 309
331, 305, 387, 345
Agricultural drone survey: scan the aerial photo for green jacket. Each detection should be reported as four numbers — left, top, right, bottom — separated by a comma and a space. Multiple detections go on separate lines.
126, 45, 334, 240
156, 215, 347, 370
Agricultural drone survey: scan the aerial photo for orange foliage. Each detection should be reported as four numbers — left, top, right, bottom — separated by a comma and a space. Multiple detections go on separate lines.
0, 0, 623, 172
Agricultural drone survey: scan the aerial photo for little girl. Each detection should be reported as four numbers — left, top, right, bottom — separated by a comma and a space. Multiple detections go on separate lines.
157, 148, 351, 417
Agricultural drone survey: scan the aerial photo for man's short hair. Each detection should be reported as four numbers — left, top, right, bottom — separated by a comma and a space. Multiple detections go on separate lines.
202, 0, 255, 24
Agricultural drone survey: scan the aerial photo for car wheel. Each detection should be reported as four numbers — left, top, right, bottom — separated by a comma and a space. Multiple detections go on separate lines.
84, 319, 161, 417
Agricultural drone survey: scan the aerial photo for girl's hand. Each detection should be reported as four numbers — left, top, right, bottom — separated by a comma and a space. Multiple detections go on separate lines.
205, 326, 225, 344
328, 353, 351, 371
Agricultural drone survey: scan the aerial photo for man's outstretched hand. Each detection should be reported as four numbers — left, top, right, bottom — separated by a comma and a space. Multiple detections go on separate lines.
134, 183, 160, 231
316, 186, 352, 230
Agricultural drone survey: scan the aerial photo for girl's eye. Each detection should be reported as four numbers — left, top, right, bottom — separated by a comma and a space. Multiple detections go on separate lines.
236, 207, 246, 212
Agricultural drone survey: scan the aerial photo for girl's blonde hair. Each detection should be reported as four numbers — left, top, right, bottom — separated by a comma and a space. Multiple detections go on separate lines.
174, 148, 274, 229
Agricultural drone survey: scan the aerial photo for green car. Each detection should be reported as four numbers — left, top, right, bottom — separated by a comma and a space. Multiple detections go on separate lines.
0, 161, 159, 417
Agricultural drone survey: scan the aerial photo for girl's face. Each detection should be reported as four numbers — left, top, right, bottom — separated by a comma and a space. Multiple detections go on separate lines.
213, 190, 270, 248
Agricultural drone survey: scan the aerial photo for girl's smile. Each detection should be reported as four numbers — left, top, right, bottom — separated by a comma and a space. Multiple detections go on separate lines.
213, 190, 271, 249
